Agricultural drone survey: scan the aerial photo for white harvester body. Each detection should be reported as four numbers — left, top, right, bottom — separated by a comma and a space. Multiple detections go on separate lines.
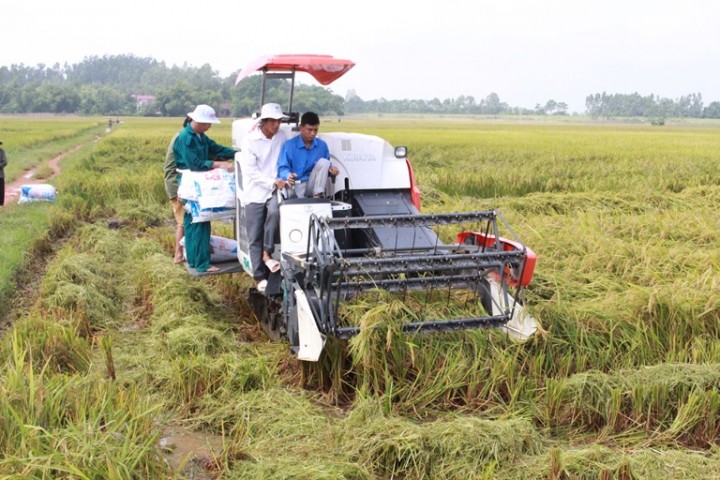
208, 54, 539, 360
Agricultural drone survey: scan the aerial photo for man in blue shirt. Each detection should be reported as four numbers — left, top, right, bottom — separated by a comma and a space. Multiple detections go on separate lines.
278, 112, 338, 198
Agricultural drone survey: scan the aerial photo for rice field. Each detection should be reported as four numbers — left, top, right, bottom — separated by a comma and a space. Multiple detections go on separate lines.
1, 115, 720, 478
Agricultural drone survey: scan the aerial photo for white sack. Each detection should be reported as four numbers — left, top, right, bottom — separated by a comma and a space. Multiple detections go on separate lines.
177, 169, 235, 210
18, 184, 57, 204
183, 199, 236, 223
180, 235, 239, 262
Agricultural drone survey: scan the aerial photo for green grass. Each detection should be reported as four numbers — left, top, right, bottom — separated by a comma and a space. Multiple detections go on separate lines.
0, 116, 106, 184
0, 119, 105, 319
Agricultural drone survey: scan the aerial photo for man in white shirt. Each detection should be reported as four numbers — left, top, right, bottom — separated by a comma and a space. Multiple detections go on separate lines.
238, 103, 288, 292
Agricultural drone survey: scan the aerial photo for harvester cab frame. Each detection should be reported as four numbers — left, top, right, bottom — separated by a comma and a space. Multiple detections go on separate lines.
210, 54, 538, 361
254, 71, 300, 125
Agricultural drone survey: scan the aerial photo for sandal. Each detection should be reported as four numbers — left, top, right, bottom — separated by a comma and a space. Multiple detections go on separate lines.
264, 258, 280, 273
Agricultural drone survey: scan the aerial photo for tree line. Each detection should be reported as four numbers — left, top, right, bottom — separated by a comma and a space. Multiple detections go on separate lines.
585, 92, 720, 120
0, 55, 347, 117
0, 54, 718, 119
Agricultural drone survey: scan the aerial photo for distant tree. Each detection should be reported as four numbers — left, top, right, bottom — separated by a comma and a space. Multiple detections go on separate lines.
585, 93, 604, 117
427, 97, 443, 113
481, 93, 502, 114
155, 80, 195, 117
67, 54, 160, 92
78, 85, 130, 115
34, 84, 81, 113
689, 93, 703, 117
230, 75, 261, 116
703, 101, 720, 118
291, 85, 345, 116
584, 91, 707, 119
544, 99, 558, 114
344, 89, 365, 114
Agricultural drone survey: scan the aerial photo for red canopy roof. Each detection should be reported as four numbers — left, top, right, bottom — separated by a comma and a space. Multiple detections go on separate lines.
234, 54, 355, 86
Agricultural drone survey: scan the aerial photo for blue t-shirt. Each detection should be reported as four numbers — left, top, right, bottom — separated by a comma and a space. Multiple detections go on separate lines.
277, 135, 330, 182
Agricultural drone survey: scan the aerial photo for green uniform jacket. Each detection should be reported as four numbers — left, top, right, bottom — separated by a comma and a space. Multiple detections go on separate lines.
173, 125, 236, 174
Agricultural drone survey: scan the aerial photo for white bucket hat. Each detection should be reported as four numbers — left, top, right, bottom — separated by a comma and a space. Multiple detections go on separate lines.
259, 103, 288, 120
187, 104, 221, 124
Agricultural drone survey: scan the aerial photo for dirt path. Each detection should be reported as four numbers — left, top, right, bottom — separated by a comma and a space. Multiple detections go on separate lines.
3, 144, 85, 205
0, 141, 91, 329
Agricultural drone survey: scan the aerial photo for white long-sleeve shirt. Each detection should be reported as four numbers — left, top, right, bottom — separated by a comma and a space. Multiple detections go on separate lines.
238, 124, 287, 205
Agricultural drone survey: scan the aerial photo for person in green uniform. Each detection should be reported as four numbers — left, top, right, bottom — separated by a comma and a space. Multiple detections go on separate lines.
173, 104, 236, 273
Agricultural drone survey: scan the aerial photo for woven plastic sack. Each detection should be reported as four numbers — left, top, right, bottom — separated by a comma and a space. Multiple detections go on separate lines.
18, 184, 57, 204
177, 169, 235, 210
183, 199, 236, 223
180, 235, 238, 262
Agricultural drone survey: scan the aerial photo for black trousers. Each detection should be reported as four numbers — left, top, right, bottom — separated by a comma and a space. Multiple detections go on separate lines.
0, 178, 4, 206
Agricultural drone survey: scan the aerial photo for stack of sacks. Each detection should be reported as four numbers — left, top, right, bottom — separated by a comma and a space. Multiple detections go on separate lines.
177, 168, 236, 222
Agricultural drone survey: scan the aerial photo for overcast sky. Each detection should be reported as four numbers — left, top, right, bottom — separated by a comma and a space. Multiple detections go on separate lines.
4, 0, 719, 113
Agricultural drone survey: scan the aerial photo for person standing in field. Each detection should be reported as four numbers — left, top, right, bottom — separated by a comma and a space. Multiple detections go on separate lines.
173, 104, 236, 273
0, 140, 7, 206
164, 118, 190, 264
238, 103, 289, 292
278, 111, 338, 198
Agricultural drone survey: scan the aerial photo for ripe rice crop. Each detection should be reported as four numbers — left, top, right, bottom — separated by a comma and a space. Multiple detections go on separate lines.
1, 116, 720, 478
0, 116, 105, 182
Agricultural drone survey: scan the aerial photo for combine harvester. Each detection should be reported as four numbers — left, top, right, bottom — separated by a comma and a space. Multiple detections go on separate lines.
226, 54, 538, 361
